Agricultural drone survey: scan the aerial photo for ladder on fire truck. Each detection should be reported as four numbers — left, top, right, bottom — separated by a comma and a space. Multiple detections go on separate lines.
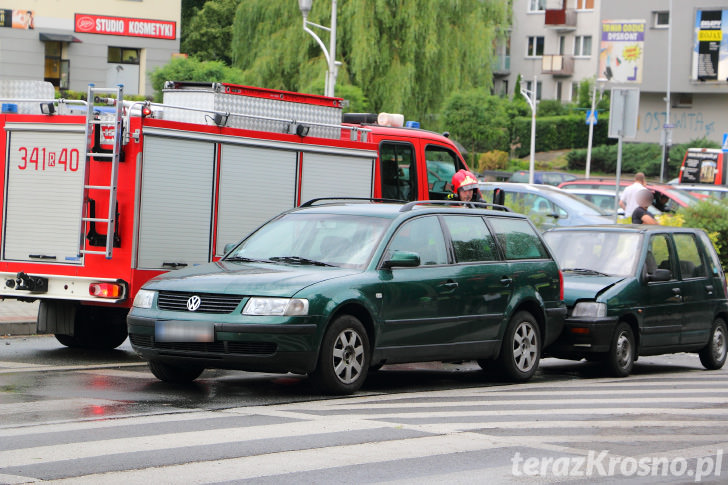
79, 84, 123, 260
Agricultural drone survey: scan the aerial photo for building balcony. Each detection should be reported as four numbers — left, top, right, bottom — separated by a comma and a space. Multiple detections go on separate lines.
545, 8, 576, 30
541, 54, 573, 76
492, 55, 510, 76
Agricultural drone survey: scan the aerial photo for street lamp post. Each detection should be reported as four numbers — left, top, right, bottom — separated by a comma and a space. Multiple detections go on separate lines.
298, 0, 338, 98
585, 80, 604, 179
520, 75, 538, 184
660, 0, 673, 182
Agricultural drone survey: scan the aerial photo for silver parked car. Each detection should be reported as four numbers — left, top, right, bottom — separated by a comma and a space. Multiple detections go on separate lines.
478, 182, 614, 230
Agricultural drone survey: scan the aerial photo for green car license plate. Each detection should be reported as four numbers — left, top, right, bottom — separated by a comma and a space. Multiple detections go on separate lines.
155, 321, 214, 342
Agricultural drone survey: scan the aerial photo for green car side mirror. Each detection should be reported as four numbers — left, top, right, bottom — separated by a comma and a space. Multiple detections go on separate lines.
383, 251, 421, 269
647, 268, 672, 282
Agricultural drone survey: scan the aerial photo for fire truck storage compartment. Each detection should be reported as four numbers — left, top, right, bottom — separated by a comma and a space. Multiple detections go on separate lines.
299, 152, 374, 203
137, 135, 216, 269
216, 144, 298, 255
3, 123, 86, 264
162, 82, 343, 139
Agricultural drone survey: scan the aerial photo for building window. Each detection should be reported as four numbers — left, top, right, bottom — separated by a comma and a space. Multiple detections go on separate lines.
526, 80, 542, 100
653, 11, 669, 28
672, 93, 693, 108
528, 0, 546, 12
558, 35, 566, 55
576, 0, 594, 9
44, 41, 69, 89
501, 80, 509, 97
574, 36, 592, 57
527, 36, 545, 57
108, 47, 140, 65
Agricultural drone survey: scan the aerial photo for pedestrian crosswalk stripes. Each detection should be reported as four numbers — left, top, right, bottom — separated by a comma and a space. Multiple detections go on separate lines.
1, 366, 727, 483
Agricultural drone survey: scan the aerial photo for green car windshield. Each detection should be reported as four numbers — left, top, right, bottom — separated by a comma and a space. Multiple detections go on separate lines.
544, 231, 642, 277
227, 213, 390, 269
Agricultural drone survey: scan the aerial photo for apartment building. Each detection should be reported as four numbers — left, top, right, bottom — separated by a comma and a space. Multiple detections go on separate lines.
496, 0, 600, 104
0, 0, 180, 96
503, 0, 728, 145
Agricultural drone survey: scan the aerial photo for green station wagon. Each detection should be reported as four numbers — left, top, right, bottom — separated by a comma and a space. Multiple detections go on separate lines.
543, 225, 728, 377
128, 200, 566, 394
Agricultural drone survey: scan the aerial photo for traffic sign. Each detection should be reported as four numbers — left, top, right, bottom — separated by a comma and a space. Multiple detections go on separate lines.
586, 110, 598, 125
722, 133, 728, 152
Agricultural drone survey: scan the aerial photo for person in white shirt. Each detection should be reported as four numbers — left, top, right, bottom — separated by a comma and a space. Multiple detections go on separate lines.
619, 172, 646, 218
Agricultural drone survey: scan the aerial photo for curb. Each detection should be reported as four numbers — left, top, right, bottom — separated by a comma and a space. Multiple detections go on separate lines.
0, 321, 36, 336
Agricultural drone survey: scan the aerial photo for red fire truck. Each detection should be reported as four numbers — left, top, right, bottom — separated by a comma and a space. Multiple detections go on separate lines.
0, 80, 470, 349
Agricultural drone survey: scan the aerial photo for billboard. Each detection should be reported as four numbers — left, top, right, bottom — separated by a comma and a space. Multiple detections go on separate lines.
598, 20, 645, 83
0, 9, 34, 29
692, 9, 728, 82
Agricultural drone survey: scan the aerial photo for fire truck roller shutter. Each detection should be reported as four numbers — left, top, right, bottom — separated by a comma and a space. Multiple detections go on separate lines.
299, 153, 375, 203
3, 126, 86, 264
216, 144, 298, 255
137, 136, 215, 269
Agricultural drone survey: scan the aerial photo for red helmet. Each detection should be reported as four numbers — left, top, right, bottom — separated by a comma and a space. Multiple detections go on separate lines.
451, 169, 478, 192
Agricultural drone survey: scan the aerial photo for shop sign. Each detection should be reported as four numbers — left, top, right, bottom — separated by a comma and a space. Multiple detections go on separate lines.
74, 13, 176, 40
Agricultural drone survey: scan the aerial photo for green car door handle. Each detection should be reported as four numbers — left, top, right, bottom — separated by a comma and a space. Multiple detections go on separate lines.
438, 281, 459, 291
500, 276, 513, 286
706, 285, 714, 296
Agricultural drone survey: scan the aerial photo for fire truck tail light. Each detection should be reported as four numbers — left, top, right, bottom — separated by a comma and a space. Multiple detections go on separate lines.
89, 282, 122, 298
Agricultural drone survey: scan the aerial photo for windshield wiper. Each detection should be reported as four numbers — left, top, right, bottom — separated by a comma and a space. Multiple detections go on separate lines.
561, 267, 611, 276
224, 256, 274, 263
269, 256, 334, 267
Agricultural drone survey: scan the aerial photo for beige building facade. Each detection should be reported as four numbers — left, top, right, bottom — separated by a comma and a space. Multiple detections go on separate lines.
0, 0, 181, 96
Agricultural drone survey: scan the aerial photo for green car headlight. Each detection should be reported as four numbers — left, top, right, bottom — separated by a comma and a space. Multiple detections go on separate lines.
571, 301, 607, 318
242, 297, 309, 316
132, 289, 157, 309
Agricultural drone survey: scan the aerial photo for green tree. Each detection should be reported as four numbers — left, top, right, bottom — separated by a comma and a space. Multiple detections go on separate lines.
182, 0, 242, 65
577, 78, 609, 111
232, 0, 510, 125
149, 57, 247, 101
442, 90, 511, 164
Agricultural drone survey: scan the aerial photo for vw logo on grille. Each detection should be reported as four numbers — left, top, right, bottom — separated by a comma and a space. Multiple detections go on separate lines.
186, 295, 202, 312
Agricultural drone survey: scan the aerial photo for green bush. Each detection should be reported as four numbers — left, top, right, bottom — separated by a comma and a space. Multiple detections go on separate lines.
678, 200, 728, 269
536, 100, 569, 117
511, 114, 612, 158
477, 150, 509, 172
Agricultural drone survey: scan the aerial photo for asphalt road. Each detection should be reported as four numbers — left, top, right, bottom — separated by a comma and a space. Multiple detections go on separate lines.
1, 335, 727, 484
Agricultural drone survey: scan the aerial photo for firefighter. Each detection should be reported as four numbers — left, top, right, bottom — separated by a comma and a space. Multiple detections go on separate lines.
448, 169, 483, 203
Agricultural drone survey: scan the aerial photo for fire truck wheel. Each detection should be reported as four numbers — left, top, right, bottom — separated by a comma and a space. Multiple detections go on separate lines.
76, 306, 128, 350
148, 360, 204, 383
54, 306, 129, 350
54, 333, 84, 348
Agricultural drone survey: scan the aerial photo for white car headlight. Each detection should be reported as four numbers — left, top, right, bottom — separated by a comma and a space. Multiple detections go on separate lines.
132, 289, 157, 309
242, 297, 309, 316
571, 301, 607, 318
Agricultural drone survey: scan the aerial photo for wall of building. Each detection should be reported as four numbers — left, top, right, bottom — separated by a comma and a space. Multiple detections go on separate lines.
601, 0, 728, 144
0, 0, 180, 96
507, 0, 601, 103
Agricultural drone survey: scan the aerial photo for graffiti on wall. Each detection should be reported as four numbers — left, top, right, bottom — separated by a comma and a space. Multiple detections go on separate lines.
642, 110, 716, 140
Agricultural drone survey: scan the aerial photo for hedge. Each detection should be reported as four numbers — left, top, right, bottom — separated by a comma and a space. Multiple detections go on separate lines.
566, 138, 720, 178
511, 114, 613, 158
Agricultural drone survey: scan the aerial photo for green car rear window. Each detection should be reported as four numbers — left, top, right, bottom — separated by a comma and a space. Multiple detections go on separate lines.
443, 215, 498, 263
489, 218, 550, 260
